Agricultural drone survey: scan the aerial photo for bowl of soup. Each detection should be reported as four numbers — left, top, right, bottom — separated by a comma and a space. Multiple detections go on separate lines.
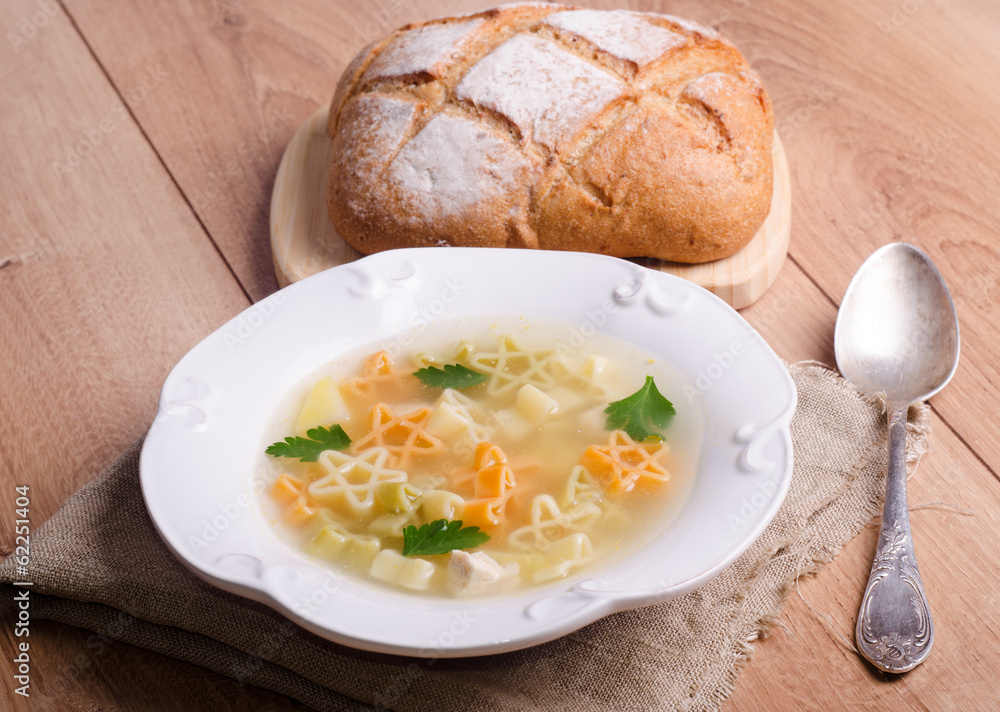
141, 247, 795, 657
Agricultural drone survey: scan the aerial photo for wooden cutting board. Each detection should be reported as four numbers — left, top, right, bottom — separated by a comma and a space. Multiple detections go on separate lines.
270, 104, 791, 309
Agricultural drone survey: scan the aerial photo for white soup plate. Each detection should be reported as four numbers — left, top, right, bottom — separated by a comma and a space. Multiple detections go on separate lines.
140, 247, 796, 657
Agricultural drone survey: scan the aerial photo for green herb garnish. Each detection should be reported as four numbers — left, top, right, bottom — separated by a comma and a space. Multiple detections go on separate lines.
265, 425, 351, 462
604, 375, 676, 442
413, 363, 489, 390
401, 519, 490, 557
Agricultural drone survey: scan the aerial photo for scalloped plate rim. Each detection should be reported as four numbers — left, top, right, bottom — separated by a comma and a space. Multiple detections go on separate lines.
140, 247, 796, 657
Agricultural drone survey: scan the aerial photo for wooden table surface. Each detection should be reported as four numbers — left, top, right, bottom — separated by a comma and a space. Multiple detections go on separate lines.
2, 0, 999, 709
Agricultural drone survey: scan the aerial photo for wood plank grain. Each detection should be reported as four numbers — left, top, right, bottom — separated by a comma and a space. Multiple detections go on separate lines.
60, 0, 458, 302
724, 0, 1000, 475
0, 0, 244, 553
726, 250, 1000, 711
0, 0, 282, 709
4, 0, 999, 711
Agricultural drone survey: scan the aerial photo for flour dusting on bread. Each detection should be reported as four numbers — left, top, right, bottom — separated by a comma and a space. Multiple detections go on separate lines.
456, 33, 624, 151
363, 19, 484, 81
544, 10, 687, 66
390, 113, 535, 221
327, 3, 774, 263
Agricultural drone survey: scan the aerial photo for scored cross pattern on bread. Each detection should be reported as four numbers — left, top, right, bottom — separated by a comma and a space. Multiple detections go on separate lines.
326, 3, 774, 264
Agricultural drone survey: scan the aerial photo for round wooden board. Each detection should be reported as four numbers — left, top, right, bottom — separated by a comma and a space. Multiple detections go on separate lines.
271, 104, 791, 309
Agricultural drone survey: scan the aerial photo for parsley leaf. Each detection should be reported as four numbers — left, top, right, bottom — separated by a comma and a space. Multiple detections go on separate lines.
413, 363, 488, 390
401, 519, 490, 557
265, 425, 351, 462
604, 376, 676, 442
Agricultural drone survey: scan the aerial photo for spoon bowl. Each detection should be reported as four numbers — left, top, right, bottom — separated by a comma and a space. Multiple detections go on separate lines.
835, 242, 960, 673
836, 243, 960, 404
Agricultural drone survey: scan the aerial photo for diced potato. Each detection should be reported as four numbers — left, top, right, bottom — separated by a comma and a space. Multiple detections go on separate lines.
516, 384, 558, 423
296, 376, 350, 434
397, 558, 436, 590
375, 482, 421, 513
425, 402, 471, 439
370, 550, 436, 590
421, 490, 464, 522
581, 354, 609, 380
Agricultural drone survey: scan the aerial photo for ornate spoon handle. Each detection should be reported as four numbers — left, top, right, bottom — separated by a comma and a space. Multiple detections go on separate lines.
855, 404, 934, 672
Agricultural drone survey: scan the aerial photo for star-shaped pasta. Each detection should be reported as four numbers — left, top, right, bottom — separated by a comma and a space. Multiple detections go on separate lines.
448, 446, 539, 497
342, 350, 420, 407
269, 473, 320, 526
308, 447, 408, 515
413, 341, 476, 370
460, 442, 517, 529
578, 430, 671, 493
350, 403, 445, 469
558, 354, 612, 398
471, 336, 561, 396
509, 493, 602, 551
425, 388, 490, 445
559, 465, 602, 509
532, 532, 595, 583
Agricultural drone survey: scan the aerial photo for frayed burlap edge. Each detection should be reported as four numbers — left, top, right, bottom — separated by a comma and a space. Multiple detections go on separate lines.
0, 362, 932, 712
692, 361, 931, 710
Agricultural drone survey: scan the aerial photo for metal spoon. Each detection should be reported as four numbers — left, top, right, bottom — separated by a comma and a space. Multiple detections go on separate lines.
834, 242, 960, 673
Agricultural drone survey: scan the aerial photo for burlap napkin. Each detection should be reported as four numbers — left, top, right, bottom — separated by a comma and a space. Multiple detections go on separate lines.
0, 363, 930, 712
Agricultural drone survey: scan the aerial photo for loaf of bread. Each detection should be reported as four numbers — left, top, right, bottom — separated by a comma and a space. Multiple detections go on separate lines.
326, 3, 774, 263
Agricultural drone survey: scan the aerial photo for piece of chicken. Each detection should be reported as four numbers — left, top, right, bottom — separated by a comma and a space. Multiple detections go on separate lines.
446, 550, 520, 597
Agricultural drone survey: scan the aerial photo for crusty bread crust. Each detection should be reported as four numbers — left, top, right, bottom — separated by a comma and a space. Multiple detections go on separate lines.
326, 3, 774, 263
